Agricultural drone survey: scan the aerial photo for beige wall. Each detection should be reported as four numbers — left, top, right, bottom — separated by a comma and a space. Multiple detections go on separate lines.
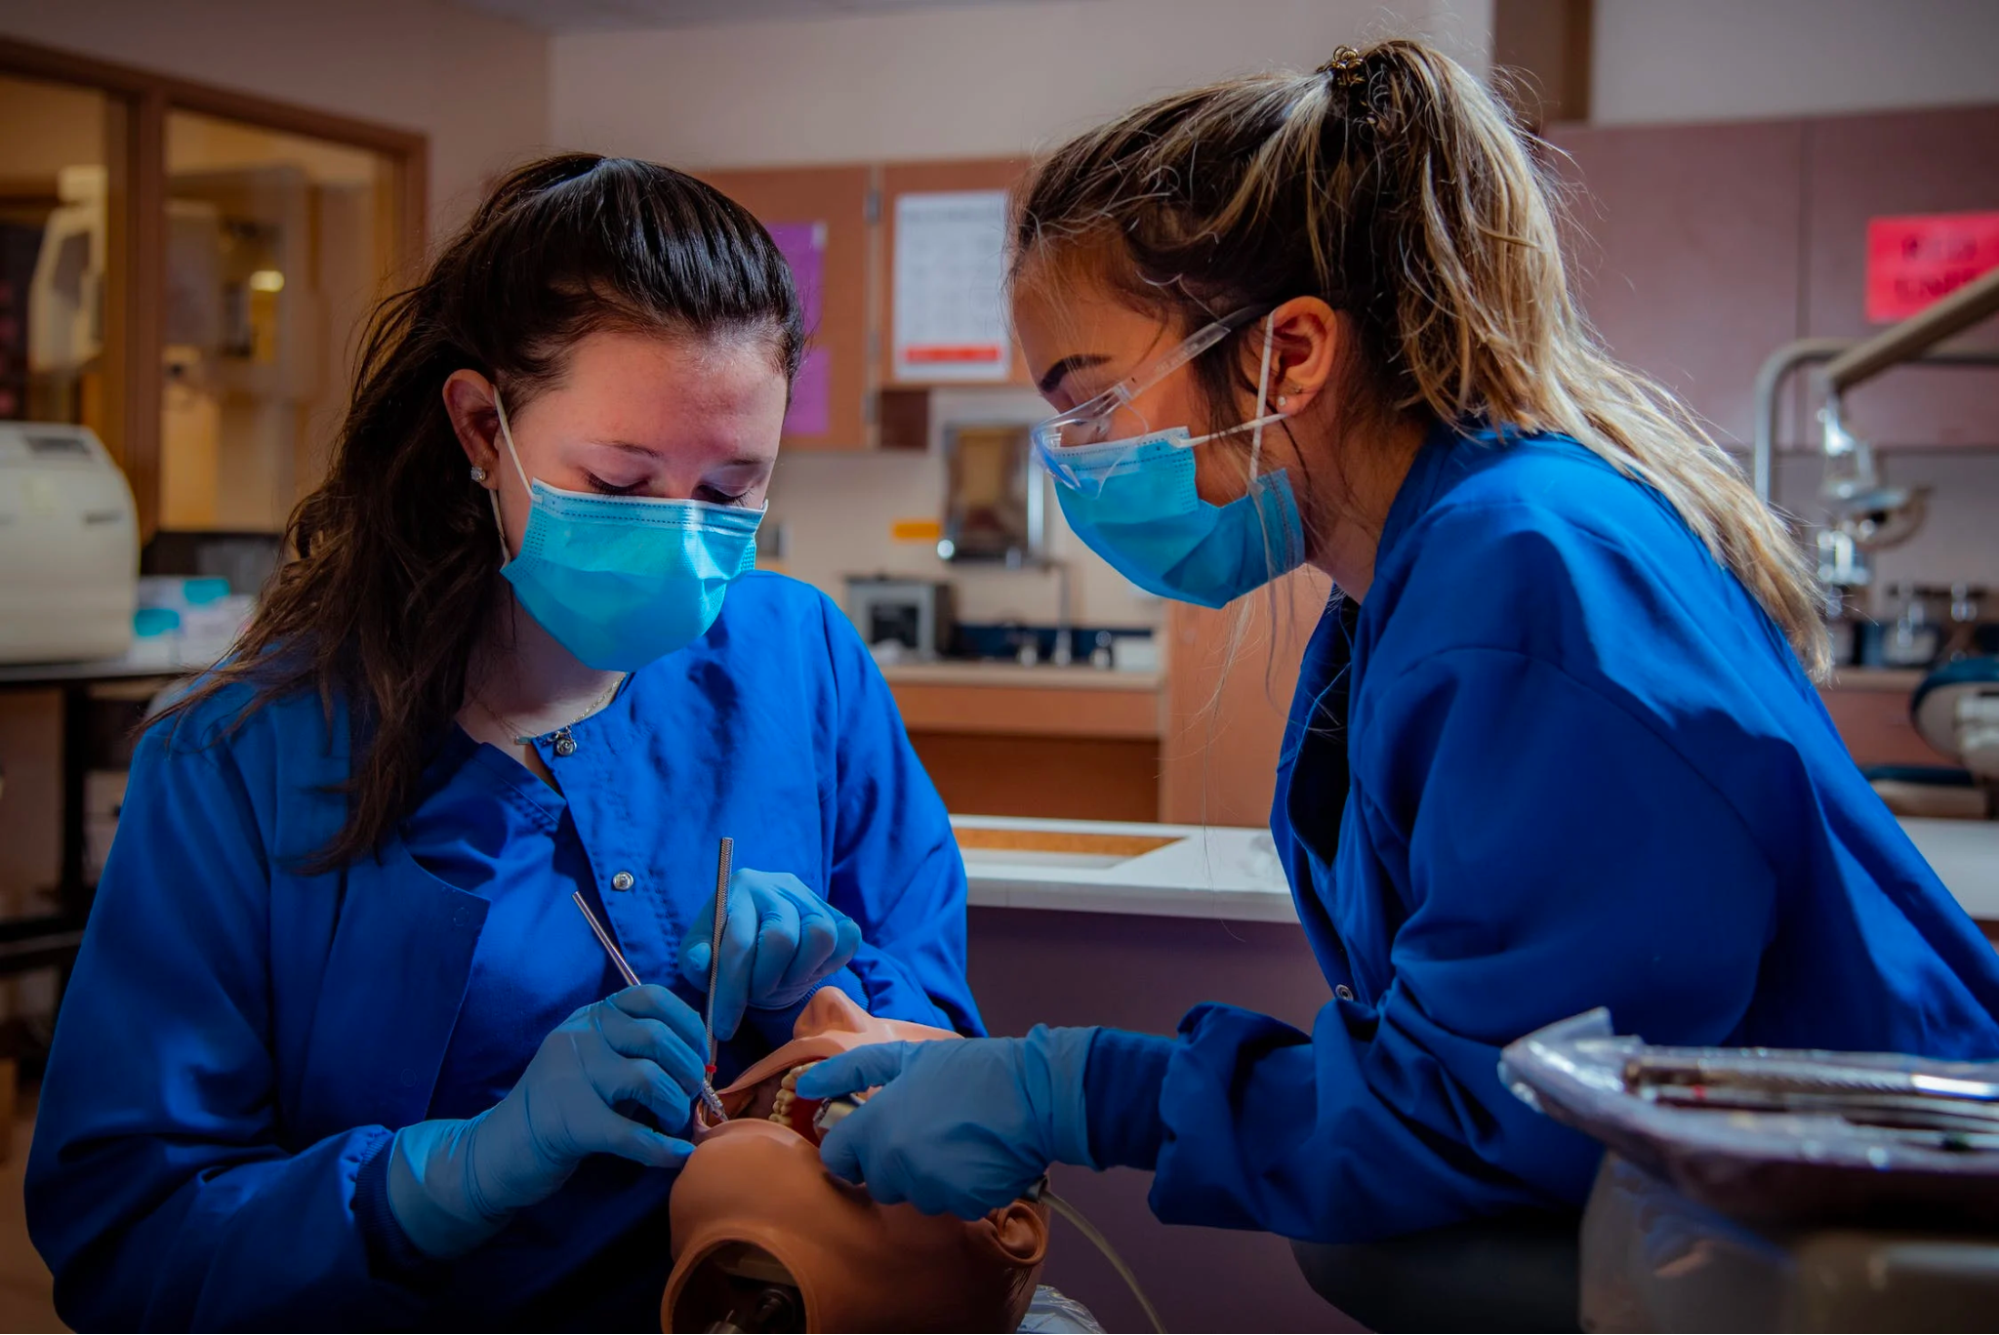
1586, 0, 1999, 600
1592, 0, 1999, 124
554, 0, 1494, 628
0, 0, 550, 239
555, 0, 1492, 169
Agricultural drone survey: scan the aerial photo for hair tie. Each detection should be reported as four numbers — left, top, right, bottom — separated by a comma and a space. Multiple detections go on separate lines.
1316, 45, 1383, 130
1318, 45, 1368, 91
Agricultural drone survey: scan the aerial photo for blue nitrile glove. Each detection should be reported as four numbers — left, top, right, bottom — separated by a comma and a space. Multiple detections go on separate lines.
678, 868, 863, 1042
386, 984, 706, 1257
795, 1027, 1100, 1219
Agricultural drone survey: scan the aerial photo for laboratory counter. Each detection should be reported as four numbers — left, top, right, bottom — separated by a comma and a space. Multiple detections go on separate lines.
953, 814, 1999, 931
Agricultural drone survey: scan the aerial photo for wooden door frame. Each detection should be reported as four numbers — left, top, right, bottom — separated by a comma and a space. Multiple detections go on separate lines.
0, 35, 428, 538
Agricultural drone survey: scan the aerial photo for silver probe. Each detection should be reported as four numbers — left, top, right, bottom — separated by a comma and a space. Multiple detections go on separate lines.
569, 889, 727, 1123
705, 836, 733, 1083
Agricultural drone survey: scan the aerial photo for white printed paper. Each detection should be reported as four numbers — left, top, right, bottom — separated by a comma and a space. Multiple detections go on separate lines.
892, 189, 1011, 382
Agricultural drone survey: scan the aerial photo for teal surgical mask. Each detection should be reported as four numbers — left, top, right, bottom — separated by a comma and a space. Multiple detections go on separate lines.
1038, 315, 1305, 608
1051, 431, 1304, 609
488, 395, 762, 671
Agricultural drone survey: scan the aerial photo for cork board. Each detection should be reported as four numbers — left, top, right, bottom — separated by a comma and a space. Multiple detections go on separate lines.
700, 165, 872, 450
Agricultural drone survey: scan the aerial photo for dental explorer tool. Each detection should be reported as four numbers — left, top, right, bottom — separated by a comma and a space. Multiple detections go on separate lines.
571, 890, 641, 989
570, 889, 726, 1123
704, 837, 734, 1083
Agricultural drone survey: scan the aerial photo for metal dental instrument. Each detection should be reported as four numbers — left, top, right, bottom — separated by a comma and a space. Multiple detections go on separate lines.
571, 890, 641, 989
569, 889, 726, 1124
705, 837, 734, 1082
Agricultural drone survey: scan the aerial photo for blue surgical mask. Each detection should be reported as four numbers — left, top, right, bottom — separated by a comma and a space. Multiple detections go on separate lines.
1042, 316, 1305, 608
1052, 431, 1304, 609
488, 395, 762, 671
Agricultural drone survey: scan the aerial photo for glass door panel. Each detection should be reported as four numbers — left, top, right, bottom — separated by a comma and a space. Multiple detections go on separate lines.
0, 72, 124, 443
162, 109, 400, 532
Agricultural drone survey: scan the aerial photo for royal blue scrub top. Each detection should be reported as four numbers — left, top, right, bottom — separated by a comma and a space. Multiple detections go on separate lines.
26, 572, 981, 1331
1085, 424, 1999, 1244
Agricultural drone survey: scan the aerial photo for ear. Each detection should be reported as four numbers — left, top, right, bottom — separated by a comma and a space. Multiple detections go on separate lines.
441, 369, 503, 488
979, 1201, 1049, 1269
1240, 296, 1340, 419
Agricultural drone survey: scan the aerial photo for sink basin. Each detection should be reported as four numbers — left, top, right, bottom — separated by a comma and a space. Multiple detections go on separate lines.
954, 826, 1180, 870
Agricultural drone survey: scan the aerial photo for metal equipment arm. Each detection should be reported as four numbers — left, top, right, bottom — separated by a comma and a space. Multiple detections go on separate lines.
1751, 264, 1999, 505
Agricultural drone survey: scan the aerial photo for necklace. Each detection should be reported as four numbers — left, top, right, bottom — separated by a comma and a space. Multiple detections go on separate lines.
474, 673, 625, 748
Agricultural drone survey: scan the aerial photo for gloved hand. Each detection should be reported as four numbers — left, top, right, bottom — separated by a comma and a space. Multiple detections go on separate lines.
387, 984, 706, 1257
678, 869, 862, 1042
795, 1027, 1100, 1219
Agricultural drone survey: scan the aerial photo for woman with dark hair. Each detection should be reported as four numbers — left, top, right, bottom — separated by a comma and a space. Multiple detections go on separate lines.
26, 154, 978, 1329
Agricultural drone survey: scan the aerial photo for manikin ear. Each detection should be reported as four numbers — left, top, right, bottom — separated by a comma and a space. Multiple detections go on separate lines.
978, 1201, 1050, 1269
441, 368, 504, 484
1239, 296, 1341, 419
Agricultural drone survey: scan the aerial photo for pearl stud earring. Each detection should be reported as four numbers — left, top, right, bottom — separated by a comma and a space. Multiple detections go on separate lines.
470, 465, 488, 483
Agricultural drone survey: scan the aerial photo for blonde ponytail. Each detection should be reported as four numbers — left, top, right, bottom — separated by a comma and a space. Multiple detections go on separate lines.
1014, 39, 1830, 678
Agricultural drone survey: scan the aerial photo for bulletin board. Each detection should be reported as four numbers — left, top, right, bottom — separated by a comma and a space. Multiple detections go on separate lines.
699, 165, 872, 450
878, 158, 1032, 388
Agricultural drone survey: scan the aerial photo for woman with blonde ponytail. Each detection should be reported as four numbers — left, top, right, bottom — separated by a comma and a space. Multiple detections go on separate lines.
797, 39, 1999, 1324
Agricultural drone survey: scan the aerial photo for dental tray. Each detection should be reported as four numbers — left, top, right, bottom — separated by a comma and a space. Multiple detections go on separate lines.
1499, 1009, 1999, 1230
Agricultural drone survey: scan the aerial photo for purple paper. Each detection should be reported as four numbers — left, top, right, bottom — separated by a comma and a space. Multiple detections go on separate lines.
768, 220, 830, 437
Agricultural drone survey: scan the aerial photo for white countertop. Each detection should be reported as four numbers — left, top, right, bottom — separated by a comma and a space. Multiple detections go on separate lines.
1900, 818, 1999, 921
955, 815, 1295, 922
957, 815, 1999, 926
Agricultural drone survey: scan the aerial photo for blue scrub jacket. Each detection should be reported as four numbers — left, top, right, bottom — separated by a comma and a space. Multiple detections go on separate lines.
25, 573, 980, 1330
1092, 425, 1999, 1245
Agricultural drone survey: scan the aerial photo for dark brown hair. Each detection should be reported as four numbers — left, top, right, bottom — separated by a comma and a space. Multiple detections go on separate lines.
163, 153, 804, 868
1012, 39, 1827, 675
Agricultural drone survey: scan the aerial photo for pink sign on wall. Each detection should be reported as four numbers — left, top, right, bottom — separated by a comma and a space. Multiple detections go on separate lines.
1865, 211, 1999, 323
766, 220, 831, 437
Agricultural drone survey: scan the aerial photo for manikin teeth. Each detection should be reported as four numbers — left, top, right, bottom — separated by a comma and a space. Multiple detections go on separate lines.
768, 1062, 817, 1126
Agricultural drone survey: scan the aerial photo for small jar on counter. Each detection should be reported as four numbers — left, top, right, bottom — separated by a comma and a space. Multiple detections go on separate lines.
1880, 583, 1943, 668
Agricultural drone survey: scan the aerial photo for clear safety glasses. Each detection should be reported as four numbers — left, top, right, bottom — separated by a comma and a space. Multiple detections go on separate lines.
1030, 309, 1266, 491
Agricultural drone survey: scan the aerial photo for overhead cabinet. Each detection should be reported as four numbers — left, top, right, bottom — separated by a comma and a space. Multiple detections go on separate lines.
702, 156, 1035, 452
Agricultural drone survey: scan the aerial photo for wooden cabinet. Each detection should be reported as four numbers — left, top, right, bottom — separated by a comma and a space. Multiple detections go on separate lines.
884, 669, 1163, 822
698, 156, 1036, 448
697, 165, 873, 451
1818, 670, 1951, 768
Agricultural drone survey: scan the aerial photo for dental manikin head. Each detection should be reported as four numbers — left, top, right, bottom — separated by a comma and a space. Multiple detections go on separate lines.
660, 990, 1050, 1333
